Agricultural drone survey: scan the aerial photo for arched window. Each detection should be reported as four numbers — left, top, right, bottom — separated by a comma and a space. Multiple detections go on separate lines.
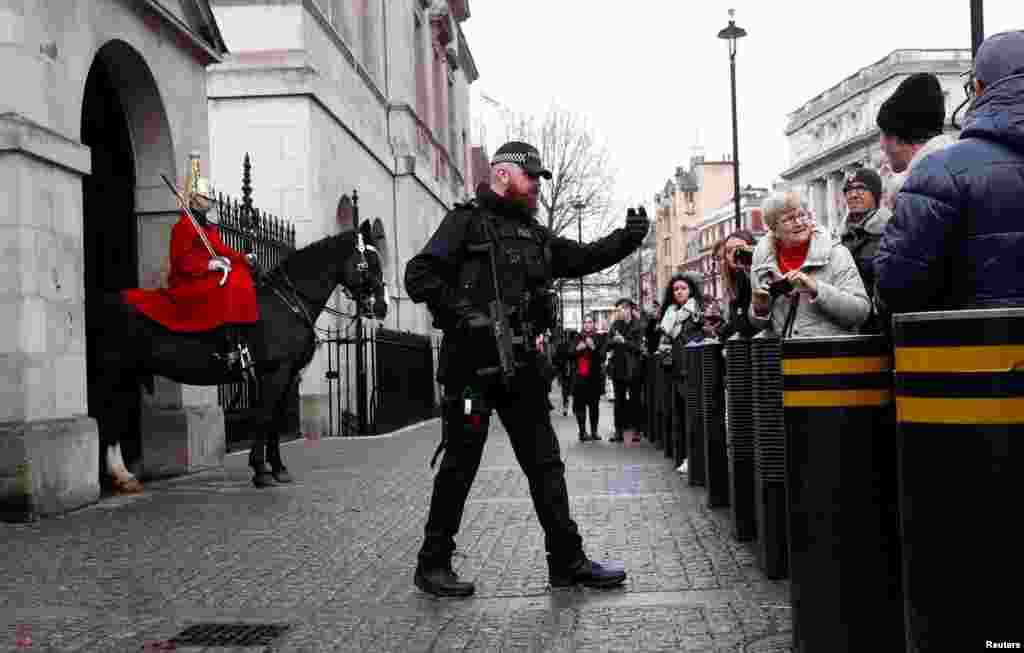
336, 194, 354, 231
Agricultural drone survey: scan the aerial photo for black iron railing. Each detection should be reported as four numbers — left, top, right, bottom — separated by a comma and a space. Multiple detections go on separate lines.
215, 154, 298, 448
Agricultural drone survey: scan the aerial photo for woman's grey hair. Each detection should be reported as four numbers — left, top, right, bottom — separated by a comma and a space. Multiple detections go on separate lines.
761, 190, 809, 232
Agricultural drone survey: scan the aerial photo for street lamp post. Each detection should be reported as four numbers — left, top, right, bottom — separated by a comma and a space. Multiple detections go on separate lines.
970, 0, 984, 57
574, 200, 586, 328
718, 8, 747, 233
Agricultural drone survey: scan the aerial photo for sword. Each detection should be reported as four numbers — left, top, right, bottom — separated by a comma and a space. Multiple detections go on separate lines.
160, 173, 229, 286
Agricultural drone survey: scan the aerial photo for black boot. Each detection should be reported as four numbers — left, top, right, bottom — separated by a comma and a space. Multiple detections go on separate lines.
590, 431, 601, 441
549, 557, 627, 589
414, 562, 475, 597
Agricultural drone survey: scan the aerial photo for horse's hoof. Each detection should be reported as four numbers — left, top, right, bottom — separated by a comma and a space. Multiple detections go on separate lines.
112, 476, 144, 494
271, 467, 293, 483
252, 471, 277, 488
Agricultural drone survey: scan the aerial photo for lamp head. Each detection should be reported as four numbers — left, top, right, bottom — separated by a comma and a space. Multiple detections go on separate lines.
717, 8, 747, 41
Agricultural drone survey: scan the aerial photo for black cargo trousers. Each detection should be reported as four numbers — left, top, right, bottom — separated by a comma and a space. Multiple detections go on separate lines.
418, 353, 584, 571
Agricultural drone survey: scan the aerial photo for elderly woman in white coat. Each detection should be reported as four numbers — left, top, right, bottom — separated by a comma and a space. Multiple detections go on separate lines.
749, 191, 870, 337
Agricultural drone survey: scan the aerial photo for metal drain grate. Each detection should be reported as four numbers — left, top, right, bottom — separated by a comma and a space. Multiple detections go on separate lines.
744, 633, 793, 653
170, 623, 291, 647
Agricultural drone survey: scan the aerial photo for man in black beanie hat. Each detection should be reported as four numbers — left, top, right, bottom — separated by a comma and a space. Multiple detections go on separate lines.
839, 167, 890, 333
876, 72, 956, 176
877, 31, 1024, 318
874, 31, 1024, 651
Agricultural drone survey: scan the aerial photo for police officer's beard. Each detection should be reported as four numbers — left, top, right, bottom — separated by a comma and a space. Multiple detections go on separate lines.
505, 187, 538, 217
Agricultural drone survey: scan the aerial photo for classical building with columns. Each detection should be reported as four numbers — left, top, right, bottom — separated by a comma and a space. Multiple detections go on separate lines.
779, 49, 970, 237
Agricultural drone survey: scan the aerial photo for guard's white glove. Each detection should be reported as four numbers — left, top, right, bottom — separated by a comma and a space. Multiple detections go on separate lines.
208, 256, 232, 286
208, 256, 232, 274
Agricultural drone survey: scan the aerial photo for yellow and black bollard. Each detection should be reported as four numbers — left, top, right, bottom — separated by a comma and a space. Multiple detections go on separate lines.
685, 340, 706, 487
783, 335, 902, 653
726, 333, 756, 541
702, 338, 730, 508
751, 332, 787, 579
894, 308, 1024, 653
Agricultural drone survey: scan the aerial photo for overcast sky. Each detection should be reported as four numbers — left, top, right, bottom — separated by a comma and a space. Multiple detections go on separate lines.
462, 1, 1021, 216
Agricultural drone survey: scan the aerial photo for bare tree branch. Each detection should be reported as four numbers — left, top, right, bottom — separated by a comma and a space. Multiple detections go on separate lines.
496, 104, 618, 240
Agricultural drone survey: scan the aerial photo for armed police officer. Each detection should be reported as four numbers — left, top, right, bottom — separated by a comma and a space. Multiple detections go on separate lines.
405, 141, 650, 597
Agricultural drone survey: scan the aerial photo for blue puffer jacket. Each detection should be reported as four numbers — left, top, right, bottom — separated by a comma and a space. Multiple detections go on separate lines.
875, 73, 1024, 313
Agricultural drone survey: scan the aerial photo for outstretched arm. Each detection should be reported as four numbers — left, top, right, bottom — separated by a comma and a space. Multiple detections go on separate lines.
549, 207, 649, 279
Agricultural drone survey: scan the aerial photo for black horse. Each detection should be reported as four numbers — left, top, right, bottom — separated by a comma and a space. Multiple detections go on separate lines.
92, 220, 388, 489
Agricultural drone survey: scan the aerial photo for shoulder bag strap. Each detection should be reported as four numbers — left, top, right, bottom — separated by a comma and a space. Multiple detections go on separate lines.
781, 295, 800, 339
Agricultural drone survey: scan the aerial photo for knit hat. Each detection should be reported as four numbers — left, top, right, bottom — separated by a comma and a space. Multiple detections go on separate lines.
876, 73, 945, 143
843, 168, 883, 206
974, 30, 1024, 85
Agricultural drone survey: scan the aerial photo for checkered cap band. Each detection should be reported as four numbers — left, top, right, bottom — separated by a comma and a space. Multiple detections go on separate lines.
492, 151, 542, 166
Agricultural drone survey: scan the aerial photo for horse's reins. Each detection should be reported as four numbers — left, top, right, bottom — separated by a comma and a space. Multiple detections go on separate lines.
261, 233, 385, 344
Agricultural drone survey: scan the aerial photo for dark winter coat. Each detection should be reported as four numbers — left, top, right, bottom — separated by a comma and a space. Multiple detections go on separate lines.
840, 206, 892, 333
607, 317, 647, 384
716, 273, 759, 340
876, 73, 1024, 314
572, 331, 607, 398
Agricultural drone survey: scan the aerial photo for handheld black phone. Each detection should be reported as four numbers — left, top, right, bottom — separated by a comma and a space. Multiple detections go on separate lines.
733, 247, 754, 266
768, 278, 795, 298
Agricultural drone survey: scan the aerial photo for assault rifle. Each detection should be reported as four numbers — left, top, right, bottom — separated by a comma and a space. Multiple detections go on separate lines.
477, 239, 523, 390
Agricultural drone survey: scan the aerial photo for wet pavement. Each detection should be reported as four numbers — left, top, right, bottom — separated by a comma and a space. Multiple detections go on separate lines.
1, 396, 791, 652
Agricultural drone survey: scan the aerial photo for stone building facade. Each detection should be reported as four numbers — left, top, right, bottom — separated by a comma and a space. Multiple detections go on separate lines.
680, 187, 768, 305
206, 0, 479, 433
652, 150, 734, 300
1, 0, 228, 519
779, 49, 971, 236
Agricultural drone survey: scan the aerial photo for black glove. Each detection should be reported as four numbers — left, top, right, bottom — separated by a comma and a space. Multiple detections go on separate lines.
626, 206, 649, 239
453, 299, 492, 331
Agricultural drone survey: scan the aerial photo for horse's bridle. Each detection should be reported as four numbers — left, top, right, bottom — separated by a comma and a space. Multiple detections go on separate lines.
344, 232, 390, 312
262, 233, 387, 341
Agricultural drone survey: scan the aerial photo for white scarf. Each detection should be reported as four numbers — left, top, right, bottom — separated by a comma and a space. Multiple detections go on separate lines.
659, 298, 698, 340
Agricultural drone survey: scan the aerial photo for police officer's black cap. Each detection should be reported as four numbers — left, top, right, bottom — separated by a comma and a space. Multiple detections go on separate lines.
491, 141, 552, 180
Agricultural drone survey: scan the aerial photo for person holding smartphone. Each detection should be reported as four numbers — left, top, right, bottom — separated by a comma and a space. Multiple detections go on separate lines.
716, 230, 759, 341
748, 192, 869, 338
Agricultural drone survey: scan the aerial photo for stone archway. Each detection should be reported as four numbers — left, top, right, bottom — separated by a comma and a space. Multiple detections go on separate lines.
81, 40, 175, 483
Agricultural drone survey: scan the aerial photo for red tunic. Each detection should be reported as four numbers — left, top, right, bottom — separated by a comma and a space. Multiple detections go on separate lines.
123, 211, 258, 332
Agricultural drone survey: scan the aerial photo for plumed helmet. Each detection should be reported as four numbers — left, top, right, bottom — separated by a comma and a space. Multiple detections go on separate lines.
184, 152, 215, 207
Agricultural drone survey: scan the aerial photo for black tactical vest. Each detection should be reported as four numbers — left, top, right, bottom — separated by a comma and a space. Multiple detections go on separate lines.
457, 206, 552, 311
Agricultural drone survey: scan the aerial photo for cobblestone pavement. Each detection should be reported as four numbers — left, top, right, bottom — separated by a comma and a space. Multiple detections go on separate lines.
1, 397, 791, 652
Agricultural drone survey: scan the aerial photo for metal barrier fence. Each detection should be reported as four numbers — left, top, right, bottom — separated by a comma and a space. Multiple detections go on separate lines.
324, 326, 440, 437
214, 154, 298, 447
642, 309, 1024, 651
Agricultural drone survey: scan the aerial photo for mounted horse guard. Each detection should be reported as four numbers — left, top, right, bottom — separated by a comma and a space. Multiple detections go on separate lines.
96, 154, 389, 493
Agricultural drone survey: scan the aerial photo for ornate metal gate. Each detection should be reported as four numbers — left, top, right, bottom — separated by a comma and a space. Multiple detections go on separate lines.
215, 154, 297, 448
324, 327, 439, 437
